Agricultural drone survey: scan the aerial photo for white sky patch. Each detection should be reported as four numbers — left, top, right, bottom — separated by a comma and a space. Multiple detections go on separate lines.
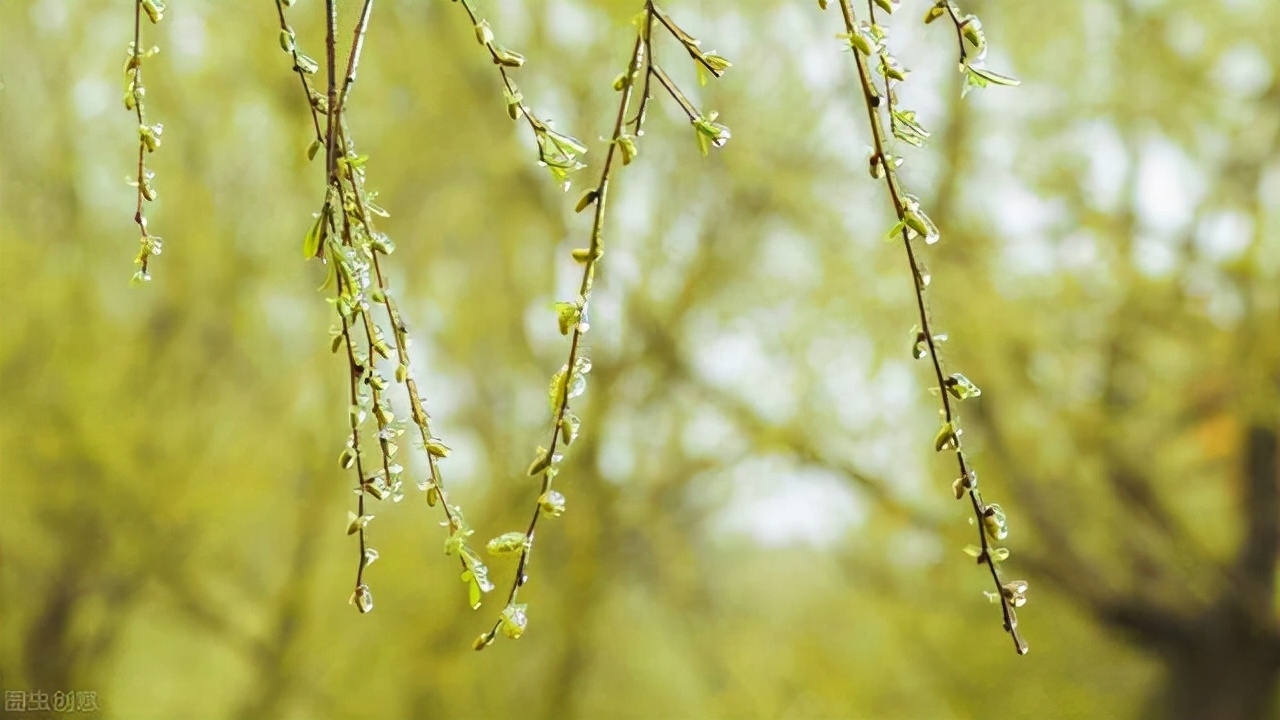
1133, 231, 1180, 277
757, 225, 820, 288
1073, 119, 1129, 213
545, 0, 602, 52
168, 9, 207, 71
991, 181, 1068, 278
1214, 43, 1274, 98
693, 320, 799, 423
713, 456, 864, 549
73, 77, 112, 121
1195, 210, 1254, 263
31, 0, 67, 31
1135, 136, 1206, 236
681, 405, 747, 461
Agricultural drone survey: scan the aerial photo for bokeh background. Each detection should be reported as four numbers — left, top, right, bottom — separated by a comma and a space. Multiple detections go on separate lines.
1, 0, 1278, 718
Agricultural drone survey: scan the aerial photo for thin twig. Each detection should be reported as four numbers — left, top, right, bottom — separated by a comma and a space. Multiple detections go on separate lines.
835, 0, 1027, 654
475, 27, 651, 651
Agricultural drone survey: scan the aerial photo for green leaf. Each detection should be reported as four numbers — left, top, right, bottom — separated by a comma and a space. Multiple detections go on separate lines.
548, 368, 567, 411
141, 0, 165, 23
934, 421, 961, 452
474, 20, 494, 46
303, 212, 324, 259
500, 603, 529, 639
944, 373, 982, 400
982, 504, 1009, 541
559, 413, 580, 446
350, 583, 373, 613
463, 570, 483, 609
575, 189, 599, 214
527, 447, 552, 477
618, 135, 638, 166
487, 532, 528, 556
294, 52, 319, 76
968, 65, 1020, 87
539, 490, 567, 517
491, 45, 525, 68
692, 112, 731, 156
425, 438, 451, 458
873, 0, 900, 12
555, 301, 581, 335
910, 325, 928, 359
346, 511, 374, 535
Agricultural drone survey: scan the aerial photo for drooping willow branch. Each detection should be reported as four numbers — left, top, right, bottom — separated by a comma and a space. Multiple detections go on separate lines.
827, 0, 1028, 654
278, 0, 491, 615
451, 0, 589, 188
124, 0, 166, 283
473, 0, 732, 650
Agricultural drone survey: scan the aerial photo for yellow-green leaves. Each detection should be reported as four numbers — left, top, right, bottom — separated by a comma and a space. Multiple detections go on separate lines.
911, 326, 929, 359
873, 0, 901, 13
570, 247, 599, 265
527, 446, 554, 477
538, 490, 566, 517
141, 0, 165, 24
499, 603, 529, 639
487, 532, 528, 556
302, 211, 325, 258
964, 65, 1021, 91
891, 109, 930, 147
1001, 579, 1028, 607
696, 52, 733, 86
346, 511, 374, 535
901, 195, 940, 244
692, 112, 732, 156
491, 45, 525, 68
446, 520, 494, 610
555, 300, 583, 335
944, 373, 982, 400
982, 504, 1008, 541
425, 438, 451, 459
934, 420, 961, 452
559, 413, 580, 446
575, 189, 599, 214
532, 121, 588, 189
474, 20, 494, 46
839, 22, 881, 56
617, 135, 639, 166
294, 53, 320, 76
952, 471, 976, 499
138, 123, 163, 153
350, 584, 373, 614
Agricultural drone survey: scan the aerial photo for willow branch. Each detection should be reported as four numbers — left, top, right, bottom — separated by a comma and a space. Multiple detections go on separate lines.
835, 0, 1026, 654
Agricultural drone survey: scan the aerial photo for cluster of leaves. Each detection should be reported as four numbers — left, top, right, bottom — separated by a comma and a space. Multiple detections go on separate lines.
124, 0, 166, 284
474, 0, 732, 650
278, 0, 491, 616
120, 0, 1024, 656
452, 0, 591, 189
824, 0, 1028, 654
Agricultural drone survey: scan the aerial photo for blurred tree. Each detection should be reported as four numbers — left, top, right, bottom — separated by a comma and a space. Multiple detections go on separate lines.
0, 1, 1276, 719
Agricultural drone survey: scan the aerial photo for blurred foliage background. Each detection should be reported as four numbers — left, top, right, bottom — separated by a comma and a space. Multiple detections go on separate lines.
1, 0, 1278, 718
